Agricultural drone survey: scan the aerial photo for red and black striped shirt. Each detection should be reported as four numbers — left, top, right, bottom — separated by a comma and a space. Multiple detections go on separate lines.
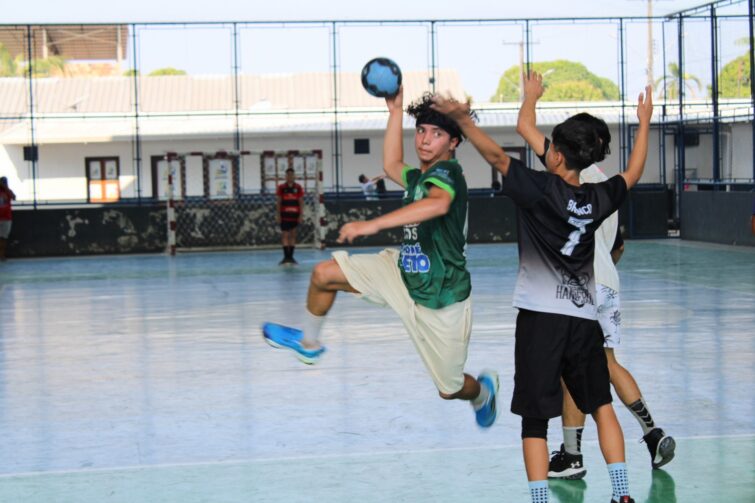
276, 182, 304, 222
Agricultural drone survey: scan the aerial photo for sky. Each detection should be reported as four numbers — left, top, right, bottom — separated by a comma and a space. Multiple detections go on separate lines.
2, 0, 751, 102
2, 0, 714, 25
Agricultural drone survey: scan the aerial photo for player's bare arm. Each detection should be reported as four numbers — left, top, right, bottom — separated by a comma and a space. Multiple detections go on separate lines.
383, 86, 407, 187
611, 244, 625, 264
430, 95, 512, 177
337, 185, 451, 243
620, 86, 653, 189
516, 71, 547, 156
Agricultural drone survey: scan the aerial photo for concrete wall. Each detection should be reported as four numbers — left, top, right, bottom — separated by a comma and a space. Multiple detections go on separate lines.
680, 191, 755, 246
6, 191, 679, 258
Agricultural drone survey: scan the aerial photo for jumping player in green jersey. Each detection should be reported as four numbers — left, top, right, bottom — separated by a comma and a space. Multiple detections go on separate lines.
263, 88, 498, 428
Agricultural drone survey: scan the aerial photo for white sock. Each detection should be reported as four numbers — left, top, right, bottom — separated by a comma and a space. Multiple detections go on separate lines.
302, 310, 325, 345
471, 381, 490, 411
563, 426, 584, 455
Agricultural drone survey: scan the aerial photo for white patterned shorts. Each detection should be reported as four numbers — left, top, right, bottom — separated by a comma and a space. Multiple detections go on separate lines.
596, 284, 621, 348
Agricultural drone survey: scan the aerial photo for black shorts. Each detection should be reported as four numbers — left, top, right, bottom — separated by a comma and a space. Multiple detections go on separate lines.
280, 220, 299, 231
510, 309, 612, 419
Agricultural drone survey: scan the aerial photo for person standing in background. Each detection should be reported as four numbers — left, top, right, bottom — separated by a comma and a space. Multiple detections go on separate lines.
276, 168, 304, 265
359, 173, 386, 201
0, 177, 16, 261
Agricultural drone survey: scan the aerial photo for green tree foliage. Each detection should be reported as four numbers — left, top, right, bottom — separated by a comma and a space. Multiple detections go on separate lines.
716, 38, 751, 99
0, 43, 66, 77
490, 60, 620, 102
26, 56, 66, 77
148, 67, 187, 76
654, 63, 702, 100
0, 43, 20, 77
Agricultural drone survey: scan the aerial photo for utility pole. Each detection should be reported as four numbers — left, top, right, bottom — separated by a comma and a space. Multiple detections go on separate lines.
501, 40, 525, 101
647, 0, 654, 86
630, 0, 671, 87
502, 38, 539, 101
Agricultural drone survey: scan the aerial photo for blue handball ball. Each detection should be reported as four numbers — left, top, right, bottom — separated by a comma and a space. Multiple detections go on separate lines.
361, 57, 402, 98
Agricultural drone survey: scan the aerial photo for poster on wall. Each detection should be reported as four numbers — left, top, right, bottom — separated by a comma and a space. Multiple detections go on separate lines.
88, 161, 102, 180
292, 155, 305, 177
104, 160, 118, 180
305, 154, 318, 191
263, 155, 277, 193
157, 160, 182, 200
209, 158, 233, 199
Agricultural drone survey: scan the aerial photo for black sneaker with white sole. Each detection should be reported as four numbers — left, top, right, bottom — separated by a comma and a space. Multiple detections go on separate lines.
643, 427, 676, 469
548, 443, 587, 480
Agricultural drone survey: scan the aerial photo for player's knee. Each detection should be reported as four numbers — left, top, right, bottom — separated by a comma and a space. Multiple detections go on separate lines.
521, 417, 549, 439
438, 390, 455, 400
310, 260, 337, 288
310, 261, 329, 287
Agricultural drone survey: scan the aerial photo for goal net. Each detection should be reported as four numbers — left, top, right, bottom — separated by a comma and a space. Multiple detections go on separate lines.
160, 150, 325, 254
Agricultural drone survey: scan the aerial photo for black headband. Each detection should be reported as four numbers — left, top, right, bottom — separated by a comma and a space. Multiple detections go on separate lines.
415, 112, 463, 141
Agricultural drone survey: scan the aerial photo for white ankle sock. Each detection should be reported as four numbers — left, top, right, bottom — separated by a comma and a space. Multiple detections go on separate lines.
302, 310, 325, 345
471, 382, 490, 411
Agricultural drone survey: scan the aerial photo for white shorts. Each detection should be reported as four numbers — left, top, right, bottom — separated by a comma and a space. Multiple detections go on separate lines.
596, 284, 621, 348
0, 220, 10, 239
332, 248, 472, 394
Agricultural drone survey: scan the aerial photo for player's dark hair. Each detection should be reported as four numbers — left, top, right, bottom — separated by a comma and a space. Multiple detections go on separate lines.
358, 174, 367, 183
571, 113, 611, 159
552, 113, 611, 171
406, 93, 476, 144
285, 167, 294, 174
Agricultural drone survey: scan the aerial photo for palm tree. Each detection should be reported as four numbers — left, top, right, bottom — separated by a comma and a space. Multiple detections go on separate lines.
654, 63, 702, 100
0, 43, 20, 77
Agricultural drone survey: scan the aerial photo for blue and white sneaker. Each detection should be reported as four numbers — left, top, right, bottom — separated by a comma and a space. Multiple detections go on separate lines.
262, 322, 325, 365
475, 370, 499, 428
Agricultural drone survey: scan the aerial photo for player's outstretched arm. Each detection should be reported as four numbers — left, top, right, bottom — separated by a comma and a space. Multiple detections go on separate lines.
516, 71, 547, 156
430, 95, 512, 177
383, 86, 407, 187
337, 185, 451, 243
620, 85, 653, 189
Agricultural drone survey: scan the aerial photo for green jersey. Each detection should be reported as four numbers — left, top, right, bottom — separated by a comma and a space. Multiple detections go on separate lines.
399, 160, 471, 309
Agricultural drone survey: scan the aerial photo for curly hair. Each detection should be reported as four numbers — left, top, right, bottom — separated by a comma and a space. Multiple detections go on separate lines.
552, 113, 611, 171
406, 93, 476, 143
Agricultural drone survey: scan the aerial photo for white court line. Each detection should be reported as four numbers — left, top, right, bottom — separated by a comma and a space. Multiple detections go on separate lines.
1, 432, 754, 480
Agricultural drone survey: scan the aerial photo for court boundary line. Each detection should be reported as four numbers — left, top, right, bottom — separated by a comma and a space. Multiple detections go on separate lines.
1, 432, 754, 480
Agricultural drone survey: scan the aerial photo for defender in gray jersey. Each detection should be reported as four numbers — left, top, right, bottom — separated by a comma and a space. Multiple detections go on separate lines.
432, 73, 654, 503
262, 89, 499, 428
517, 105, 676, 477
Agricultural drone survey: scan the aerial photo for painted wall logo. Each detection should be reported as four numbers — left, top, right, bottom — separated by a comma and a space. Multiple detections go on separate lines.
567, 199, 593, 216
555, 266, 593, 308
401, 242, 431, 273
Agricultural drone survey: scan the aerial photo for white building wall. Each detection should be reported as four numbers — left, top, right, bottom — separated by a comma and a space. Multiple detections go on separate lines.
731, 122, 754, 180
0, 121, 744, 203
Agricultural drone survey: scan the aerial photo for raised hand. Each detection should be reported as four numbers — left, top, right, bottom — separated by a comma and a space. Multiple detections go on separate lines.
523, 71, 545, 100
385, 86, 404, 113
637, 85, 653, 124
429, 93, 471, 122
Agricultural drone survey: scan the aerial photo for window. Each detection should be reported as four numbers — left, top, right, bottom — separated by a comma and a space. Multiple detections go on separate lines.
354, 138, 370, 155
86, 157, 120, 202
